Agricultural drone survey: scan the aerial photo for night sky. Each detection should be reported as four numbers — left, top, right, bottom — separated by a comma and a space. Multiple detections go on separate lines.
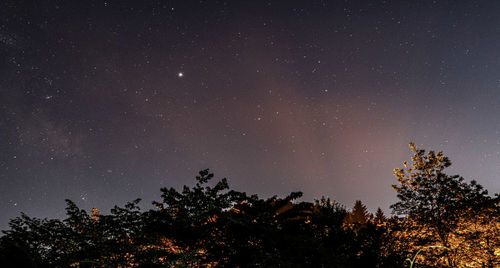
2, 0, 500, 230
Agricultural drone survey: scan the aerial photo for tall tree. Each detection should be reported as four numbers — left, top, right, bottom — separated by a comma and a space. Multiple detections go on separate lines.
146, 169, 246, 266
345, 200, 370, 226
391, 142, 496, 266
374, 207, 386, 225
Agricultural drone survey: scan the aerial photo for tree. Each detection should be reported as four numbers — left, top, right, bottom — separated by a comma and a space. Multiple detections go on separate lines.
343, 201, 393, 267
0, 198, 147, 267
146, 169, 246, 266
374, 208, 386, 225
345, 200, 370, 226
391, 142, 497, 266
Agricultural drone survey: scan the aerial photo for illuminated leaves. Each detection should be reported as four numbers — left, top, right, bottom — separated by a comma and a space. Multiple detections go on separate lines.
391, 143, 499, 266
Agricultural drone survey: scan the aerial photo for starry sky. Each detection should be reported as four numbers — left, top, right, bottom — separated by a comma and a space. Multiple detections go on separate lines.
1, 0, 500, 230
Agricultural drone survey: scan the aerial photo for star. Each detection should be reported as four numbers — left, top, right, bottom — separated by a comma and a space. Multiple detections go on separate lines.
178, 72, 184, 77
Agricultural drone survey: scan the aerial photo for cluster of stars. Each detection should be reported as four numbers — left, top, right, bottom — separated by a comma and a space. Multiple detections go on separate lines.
0, 0, 499, 230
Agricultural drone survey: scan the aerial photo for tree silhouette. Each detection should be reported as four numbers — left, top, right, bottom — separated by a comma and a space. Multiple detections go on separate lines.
145, 169, 248, 266
345, 200, 370, 226
374, 207, 386, 225
0, 160, 496, 267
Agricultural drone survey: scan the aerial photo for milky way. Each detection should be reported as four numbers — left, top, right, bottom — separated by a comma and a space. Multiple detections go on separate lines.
1, 0, 500, 229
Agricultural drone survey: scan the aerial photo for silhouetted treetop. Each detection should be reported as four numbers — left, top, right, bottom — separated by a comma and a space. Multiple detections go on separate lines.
0, 149, 498, 267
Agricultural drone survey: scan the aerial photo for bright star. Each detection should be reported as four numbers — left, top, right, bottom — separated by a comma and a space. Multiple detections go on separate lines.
178, 72, 183, 77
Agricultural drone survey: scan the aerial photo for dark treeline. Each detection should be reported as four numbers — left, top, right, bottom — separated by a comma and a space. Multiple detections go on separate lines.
1, 144, 499, 267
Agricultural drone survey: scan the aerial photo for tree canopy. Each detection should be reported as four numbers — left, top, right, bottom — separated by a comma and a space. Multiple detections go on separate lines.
391, 143, 499, 267
0, 145, 498, 267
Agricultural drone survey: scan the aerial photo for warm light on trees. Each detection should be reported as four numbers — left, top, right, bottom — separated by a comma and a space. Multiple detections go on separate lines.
391, 142, 499, 267
0, 151, 497, 267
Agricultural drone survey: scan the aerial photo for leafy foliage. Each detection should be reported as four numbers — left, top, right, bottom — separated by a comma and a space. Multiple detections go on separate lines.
391, 143, 499, 267
0, 147, 498, 267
